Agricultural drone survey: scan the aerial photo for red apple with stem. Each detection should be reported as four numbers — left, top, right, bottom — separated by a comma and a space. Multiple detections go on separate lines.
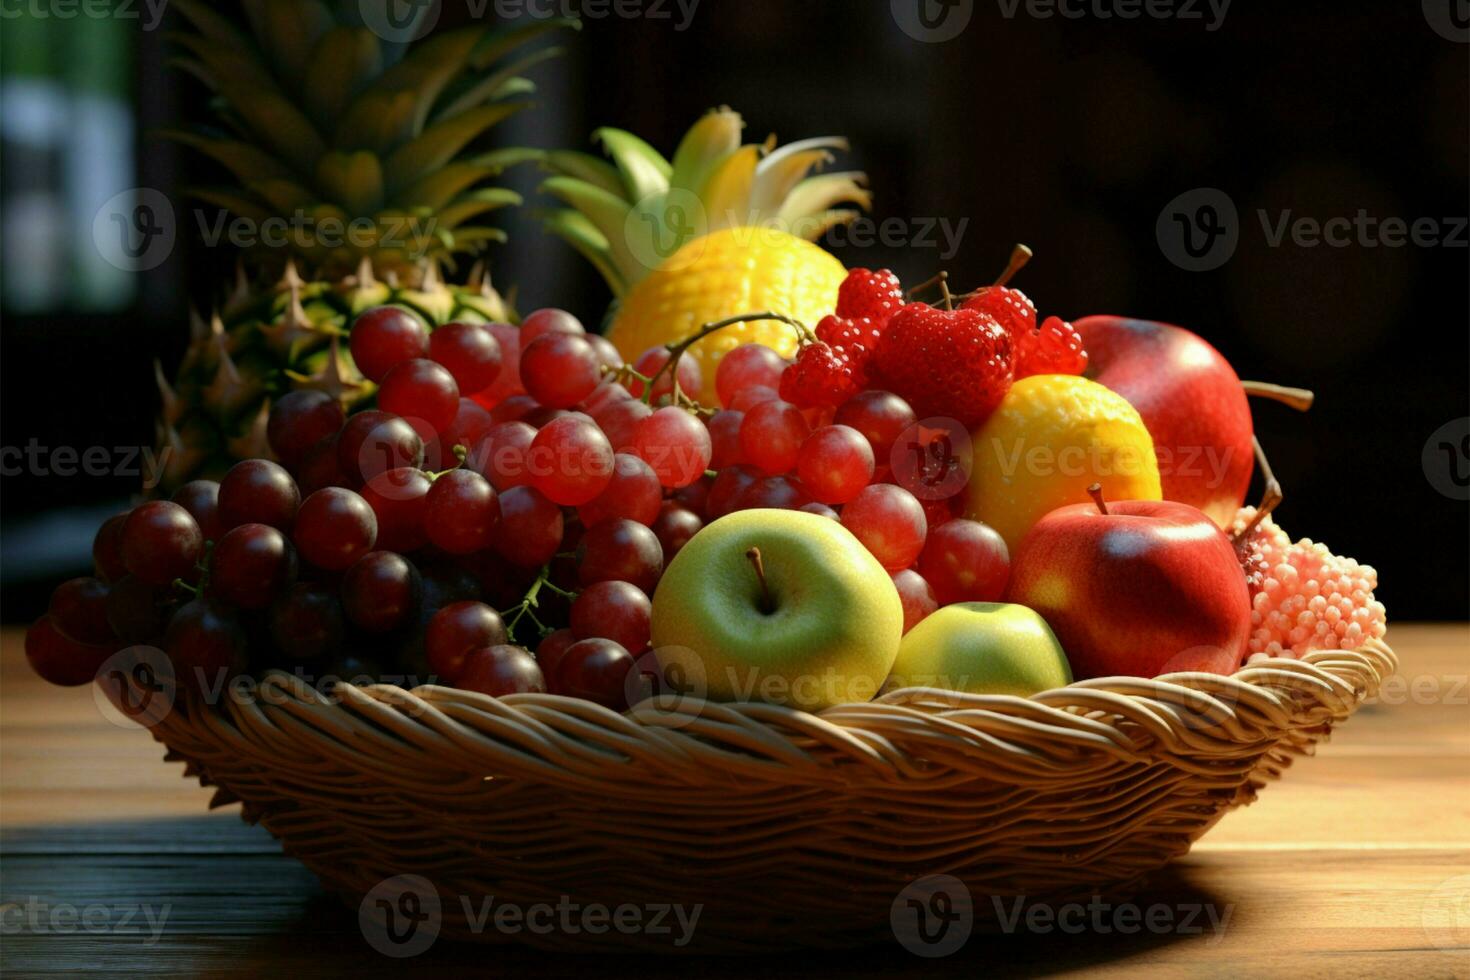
1006, 484, 1251, 679
1075, 316, 1312, 528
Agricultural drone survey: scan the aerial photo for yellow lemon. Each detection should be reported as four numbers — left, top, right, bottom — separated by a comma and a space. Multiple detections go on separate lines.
608, 227, 846, 401
966, 375, 1162, 552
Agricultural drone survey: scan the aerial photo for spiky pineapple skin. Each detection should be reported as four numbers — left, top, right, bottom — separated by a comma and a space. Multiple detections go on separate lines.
157, 263, 509, 491
607, 227, 847, 397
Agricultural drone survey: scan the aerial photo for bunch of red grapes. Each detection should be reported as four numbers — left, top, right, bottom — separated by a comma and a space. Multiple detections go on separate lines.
27, 264, 1083, 712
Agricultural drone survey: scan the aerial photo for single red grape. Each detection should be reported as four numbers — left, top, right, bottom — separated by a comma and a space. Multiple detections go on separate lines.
715, 343, 787, 406
457, 645, 546, 696
727, 384, 779, 413
520, 308, 584, 345
360, 467, 431, 553
267, 390, 345, 468
594, 397, 653, 453
429, 321, 502, 394
632, 406, 711, 489
834, 389, 917, 463
341, 551, 421, 632
587, 334, 623, 371
536, 628, 577, 691
673, 474, 712, 518
492, 486, 564, 568
735, 474, 811, 511
25, 616, 113, 687
269, 582, 346, 664
520, 332, 602, 409
570, 580, 651, 653
581, 379, 632, 417
350, 306, 429, 383
626, 346, 703, 402
651, 503, 702, 564
470, 420, 536, 492
122, 501, 203, 585
436, 398, 494, 460
209, 523, 298, 609
338, 411, 424, 485
555, 637, 634, 709
841, 484, 928, 571
164, 598, 248, 690
426, 600, 508, 682
578, 452, 662, 528
917, 519, 1010, 605
424, 468, 498, 554
171, 480, 225, 543
293, 487, 378, 571
739, 399, 809, 475
530, 414, 615, 506
891, 569, 938, 634
797, 424, 875, 504
472, 322, 524, 408
706, 464, 762, 519
522, 405, 570, 429
48, 577, 113, 645
707, 409, 746, 469
92, 513, 130, 582
217, 459, 300, 532
799, 502, 840, 520
488, 393, 537, 425
576, 518, 662, 593
378, 358, 460, 437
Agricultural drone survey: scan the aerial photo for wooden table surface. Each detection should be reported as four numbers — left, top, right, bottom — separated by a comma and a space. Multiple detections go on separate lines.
2, 623, 1466, 977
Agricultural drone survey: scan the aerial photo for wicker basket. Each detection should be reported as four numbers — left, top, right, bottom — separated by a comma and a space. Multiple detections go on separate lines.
109, 638, 1395, 953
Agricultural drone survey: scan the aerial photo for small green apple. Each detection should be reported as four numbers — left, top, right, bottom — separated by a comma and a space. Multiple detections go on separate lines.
887, 602, 1072, 697
651, 509, 903, 712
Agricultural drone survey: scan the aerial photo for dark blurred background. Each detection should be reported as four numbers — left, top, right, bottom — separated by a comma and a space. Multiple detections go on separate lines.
2, 1, 1466, 620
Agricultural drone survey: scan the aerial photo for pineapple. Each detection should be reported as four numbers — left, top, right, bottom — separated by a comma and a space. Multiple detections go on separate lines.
155, 0, 575, 490
538, 107, 870, 398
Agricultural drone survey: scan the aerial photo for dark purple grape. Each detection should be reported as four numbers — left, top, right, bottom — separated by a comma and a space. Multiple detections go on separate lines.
268, 583, 346, 664
575, 519, 663, 593
294, 487, 378, 571
164, 599, 247, 691
341, 551, 421, 633
121, 501, 203, 586
456, 645, 545, 696
337, 410, 424, 486
104, 575, 170, 642
48, 577, 113, 644
209, 523, 297, 609
171, 480, 225, 543
217, 459, 300, 532
268, 390, 345, 468
92, 512, 130, 582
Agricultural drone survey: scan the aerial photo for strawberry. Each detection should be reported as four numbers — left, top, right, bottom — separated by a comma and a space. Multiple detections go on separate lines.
963, 288, 1086, 379
870, 303, 1014, 427
836, 268, 904, 324
780, 342, 863, 408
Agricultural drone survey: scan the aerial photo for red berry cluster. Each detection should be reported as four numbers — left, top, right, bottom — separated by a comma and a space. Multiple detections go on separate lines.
780, 265, 1087, 427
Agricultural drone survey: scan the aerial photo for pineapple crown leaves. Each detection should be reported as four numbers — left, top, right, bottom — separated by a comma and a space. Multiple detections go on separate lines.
164, 0, 579, 277
537, 106, 871, 297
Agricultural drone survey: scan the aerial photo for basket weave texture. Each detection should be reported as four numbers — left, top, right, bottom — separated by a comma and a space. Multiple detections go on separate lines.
122, 639, 1395, 952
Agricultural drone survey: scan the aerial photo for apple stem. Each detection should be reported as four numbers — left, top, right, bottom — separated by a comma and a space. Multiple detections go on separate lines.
992, 243, 1033, 287
745, 547, 774, 612
1241, 380, 1315, 412
1231, 436, 1283, 548
1087, 482, 1109, 515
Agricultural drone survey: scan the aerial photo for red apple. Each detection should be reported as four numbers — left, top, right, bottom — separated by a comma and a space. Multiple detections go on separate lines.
1005, 488, 1250, 679
1075, 317, 1253, 527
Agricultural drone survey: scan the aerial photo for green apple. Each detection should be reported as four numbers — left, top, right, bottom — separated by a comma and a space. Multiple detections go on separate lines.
651, 509, 903, 712
887, 602, 1072, 697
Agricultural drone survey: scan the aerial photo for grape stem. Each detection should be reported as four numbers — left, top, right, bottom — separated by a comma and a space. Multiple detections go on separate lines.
1231, 436, 1283, 548
643, 311, 815, 409
953, 243, 1034, 301
905, 269, 949, 301
500, 563, 578, 645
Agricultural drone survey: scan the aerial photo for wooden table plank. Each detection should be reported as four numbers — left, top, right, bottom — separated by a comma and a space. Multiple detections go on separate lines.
2, 624, 1467, 976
